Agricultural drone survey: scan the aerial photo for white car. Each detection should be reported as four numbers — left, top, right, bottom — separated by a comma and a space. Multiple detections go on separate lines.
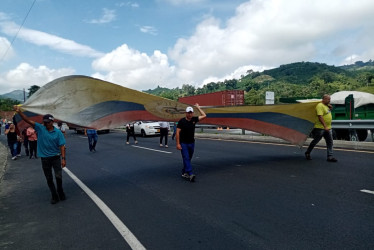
133, 121, 161, 137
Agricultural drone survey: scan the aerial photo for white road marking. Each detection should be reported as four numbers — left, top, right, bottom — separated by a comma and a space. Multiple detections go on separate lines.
360, 189, 374, 195
131, 145, 172, 154
63, 167, 146, 250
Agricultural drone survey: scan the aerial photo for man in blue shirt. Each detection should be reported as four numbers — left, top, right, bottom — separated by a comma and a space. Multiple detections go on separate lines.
14, 106, 66, 204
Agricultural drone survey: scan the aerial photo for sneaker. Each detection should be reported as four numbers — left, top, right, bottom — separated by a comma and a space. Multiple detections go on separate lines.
305, 152, 312, 160
126, 142, 129, 145
11, 156, 17, 160
165, 145, 168, 148
327, 157, 338, 162
135, 141, 138, 144
17, 154, 21, 157
51, 196, 59, 204
181, 173, 190, 179
160, 144, 163, 147
58, 192, 66, 201
189, 174, 196, 182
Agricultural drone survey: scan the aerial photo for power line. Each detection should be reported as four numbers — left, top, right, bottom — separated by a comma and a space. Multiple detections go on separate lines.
0, 0, 37, 64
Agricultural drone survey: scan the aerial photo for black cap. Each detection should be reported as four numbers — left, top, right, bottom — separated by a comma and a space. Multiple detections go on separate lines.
43, 114, 54, 122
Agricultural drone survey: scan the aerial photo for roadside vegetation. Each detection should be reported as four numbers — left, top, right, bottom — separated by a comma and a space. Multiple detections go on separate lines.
144, 60, 374, 105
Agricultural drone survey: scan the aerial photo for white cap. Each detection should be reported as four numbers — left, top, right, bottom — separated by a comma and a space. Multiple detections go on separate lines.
186, 107, 194, 113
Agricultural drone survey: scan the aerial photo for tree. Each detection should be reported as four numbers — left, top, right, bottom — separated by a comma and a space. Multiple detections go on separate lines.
181, 84, 196, 96
28, 85, 40, 98
224, 79, 238, 90
244, 89, 265, 105
0, 98, 20, 111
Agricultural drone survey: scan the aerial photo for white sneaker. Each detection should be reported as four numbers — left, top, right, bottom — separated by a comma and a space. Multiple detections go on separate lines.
135, 141, 138, 144
12, 156, 17, 160
126, 142, 129, 145
165, 145, 168, 148
160, 144, 163, 147
17, 154, 21, 157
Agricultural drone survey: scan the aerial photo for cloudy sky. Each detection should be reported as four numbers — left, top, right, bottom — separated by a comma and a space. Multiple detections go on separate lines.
0, 0, 373, 94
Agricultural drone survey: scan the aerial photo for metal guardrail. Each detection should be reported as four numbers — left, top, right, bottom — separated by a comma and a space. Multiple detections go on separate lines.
332, 120, 374, 129
195, 121, 374, 130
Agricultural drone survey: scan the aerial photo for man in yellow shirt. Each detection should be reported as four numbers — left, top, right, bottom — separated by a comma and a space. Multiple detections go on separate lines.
305, 94, 337, 162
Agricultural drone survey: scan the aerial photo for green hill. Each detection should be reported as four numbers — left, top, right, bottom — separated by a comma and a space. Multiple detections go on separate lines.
246, 61, 349, 85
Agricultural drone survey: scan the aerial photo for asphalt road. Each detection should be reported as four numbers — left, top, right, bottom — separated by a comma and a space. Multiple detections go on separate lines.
0, 131, 373, 250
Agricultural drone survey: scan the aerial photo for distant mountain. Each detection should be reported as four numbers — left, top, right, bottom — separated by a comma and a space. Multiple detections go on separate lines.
256, 62, 349, 84
339, 60, 374, 71
0, 90, 28, 102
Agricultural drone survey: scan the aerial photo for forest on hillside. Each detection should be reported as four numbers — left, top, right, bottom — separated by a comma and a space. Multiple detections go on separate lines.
144, 60, 374, 105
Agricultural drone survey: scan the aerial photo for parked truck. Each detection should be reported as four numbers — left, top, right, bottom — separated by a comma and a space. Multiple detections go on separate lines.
178, 90, 244, 107
330, 91, 374, 141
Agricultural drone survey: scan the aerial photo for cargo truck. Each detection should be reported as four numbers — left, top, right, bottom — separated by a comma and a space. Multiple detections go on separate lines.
178, 90, 244, 107
330, 91, 374, 141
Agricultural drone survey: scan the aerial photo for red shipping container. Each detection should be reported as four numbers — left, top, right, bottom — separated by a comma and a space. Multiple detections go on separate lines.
178, 90, 244, 107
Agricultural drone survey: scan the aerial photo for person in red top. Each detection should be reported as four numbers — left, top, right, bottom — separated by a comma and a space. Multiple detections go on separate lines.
27, 126, 38, 159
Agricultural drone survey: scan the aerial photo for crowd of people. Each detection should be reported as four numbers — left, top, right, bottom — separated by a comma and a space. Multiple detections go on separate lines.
1, 95, 337, 205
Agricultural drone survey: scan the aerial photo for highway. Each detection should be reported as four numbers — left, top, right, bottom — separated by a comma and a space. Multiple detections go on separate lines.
1, 130, 373, 250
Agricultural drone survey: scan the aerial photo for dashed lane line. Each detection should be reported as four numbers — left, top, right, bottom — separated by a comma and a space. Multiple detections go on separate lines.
360, 189, 374, 195
63, 167, 146, 250
131, 145, 172, 154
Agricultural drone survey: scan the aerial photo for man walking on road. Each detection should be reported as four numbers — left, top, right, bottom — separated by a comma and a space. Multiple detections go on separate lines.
13, 106, 67, 204
176, 104, 206, 182
159, 121, 169, 147
85, 128, 98, 152
305, 94, 338, 162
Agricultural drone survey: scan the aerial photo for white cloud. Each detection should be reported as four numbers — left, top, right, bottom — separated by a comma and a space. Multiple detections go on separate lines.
92, 44, 175, 90
140, 26, 158, 35
117, 2, 139, 8
168, 0, 374, 85
89, 0, 374, 91
0, 21, 104, 58
0, 12, 10, 21
0, 36, 14, 61
86, 8, 116, 24
0, 63, 75, 94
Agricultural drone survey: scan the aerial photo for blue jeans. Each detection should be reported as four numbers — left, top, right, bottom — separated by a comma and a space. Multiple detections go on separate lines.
306, 128, 334, 157
181, 143, 195, 175
8, 141, 18, 157
87, 134, 98, 151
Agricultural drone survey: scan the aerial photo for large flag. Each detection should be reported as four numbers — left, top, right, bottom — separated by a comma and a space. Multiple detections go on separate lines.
14, 75, 317, 146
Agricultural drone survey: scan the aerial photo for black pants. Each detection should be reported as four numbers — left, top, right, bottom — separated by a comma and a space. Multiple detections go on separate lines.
41, 156, 64, 198
23, 139, 29, 156
29, 141, 37, 158
160, 128, 168, 145
127, 132, 137, 142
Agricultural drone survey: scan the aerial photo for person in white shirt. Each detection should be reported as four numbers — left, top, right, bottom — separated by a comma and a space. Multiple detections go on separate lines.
159, 121, 170, 148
